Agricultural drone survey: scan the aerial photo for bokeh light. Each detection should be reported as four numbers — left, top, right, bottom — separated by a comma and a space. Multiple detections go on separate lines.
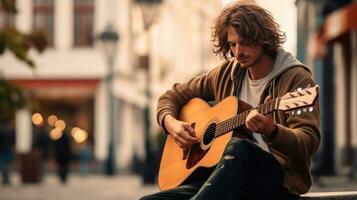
55, 119, 66, 131
47, 115, 58, 126
72, 128, 88, 143
49, 128, 63, 140
71, 127, 81, 137
32, 113, 43, 126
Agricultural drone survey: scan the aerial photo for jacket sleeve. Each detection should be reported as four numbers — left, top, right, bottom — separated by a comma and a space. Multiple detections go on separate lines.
263, 68, 321, 161
156, 67, 219, 130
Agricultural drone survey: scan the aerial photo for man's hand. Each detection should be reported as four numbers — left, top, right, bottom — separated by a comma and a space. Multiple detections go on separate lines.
164, 115, 199, 149
245, 96, 276, 136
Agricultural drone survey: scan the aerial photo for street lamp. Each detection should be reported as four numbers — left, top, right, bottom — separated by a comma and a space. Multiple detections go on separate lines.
99, 25, 119, 175
135, 0, 162, 184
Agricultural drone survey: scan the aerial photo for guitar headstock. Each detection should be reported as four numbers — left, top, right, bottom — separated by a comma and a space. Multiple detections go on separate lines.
278, 85, 318, 112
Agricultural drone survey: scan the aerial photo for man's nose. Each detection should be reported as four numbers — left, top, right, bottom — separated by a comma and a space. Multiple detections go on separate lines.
234, 44, 242, 56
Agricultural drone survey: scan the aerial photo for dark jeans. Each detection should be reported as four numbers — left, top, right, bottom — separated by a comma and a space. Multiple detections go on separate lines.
0, 162, 11, 185
141, 138, 294, 200
57, 162, 69, 184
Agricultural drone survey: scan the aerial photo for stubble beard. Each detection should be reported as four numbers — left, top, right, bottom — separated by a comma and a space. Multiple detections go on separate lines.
237, 51, 265, 69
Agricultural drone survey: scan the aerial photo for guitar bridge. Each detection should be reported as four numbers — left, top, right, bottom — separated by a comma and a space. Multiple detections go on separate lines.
183, 148, 189, 160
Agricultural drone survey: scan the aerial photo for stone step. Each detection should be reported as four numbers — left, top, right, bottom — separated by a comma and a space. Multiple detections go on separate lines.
300, 191, 357, 200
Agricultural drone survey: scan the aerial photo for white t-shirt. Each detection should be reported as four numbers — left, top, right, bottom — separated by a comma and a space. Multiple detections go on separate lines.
239, 71, 274, 152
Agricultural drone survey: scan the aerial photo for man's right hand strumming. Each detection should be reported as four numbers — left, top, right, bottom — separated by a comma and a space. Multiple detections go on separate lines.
164, 115, 199, 149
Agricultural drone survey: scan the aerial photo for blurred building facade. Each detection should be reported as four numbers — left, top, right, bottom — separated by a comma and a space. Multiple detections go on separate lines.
1, 0, 127, 171
296, 0, 357, 177
0, 0, 225, 173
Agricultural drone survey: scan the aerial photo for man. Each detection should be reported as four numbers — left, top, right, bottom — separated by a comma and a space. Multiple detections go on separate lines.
54, 130, 72, 184
0, 120, 15, 186
141, 2, 320, 200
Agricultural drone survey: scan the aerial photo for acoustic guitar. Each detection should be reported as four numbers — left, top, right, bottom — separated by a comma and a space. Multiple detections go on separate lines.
158, 86, 319, 191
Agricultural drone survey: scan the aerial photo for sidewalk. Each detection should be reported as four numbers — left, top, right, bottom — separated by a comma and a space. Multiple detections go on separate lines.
0, 173, 159, 200
0, 173, 356, 200
310, 176, 357, 192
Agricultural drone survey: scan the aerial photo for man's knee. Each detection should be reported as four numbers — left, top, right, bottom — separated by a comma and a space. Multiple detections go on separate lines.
224, 138, 254, 157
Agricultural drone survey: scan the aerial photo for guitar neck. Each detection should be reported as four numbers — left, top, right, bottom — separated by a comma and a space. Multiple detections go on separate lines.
215, 98, 280, 137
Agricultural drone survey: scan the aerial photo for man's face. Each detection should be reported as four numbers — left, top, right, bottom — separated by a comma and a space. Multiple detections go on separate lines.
227, 26, 264, 69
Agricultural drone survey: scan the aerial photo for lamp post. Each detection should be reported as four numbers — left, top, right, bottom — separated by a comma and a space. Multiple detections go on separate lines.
100, 25, 119, 175
135, 0, 162, 184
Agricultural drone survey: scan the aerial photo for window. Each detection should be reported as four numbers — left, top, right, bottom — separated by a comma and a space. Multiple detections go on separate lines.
33, 0, 54, 46
74, 0, 94, 47
0, 2, 15, 29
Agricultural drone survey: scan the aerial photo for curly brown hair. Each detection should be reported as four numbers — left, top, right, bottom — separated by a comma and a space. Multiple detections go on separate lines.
212, 3, 286, 60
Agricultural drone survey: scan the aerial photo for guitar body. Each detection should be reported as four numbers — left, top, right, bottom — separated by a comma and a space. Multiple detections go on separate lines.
158, 96, 242, 191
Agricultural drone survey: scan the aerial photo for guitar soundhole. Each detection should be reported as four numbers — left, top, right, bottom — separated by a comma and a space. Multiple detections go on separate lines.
203, 123, 216, 145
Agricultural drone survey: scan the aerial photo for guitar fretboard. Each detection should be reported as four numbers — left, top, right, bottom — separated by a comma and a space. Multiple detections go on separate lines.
214, 98, 280, 137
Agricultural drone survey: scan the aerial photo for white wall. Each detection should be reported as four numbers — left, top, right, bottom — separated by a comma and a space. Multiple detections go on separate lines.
150, 0, 221, 93
15, 109, 32, 153
255, 0, 297, 55
16, 0, 32, 33
55, 0, 73, 49
334, 43, 348, 174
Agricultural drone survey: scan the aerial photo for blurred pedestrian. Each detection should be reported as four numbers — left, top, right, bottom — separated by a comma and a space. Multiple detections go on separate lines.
0, 119, 15, 186
79, 140, 92, 176
54, 130, 72, 184
33, 124, 50, 161
31, 124, 50, 181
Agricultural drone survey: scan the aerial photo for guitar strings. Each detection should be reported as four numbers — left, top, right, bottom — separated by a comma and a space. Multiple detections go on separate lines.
201, 99, 279, 140
205, 99, 275, 138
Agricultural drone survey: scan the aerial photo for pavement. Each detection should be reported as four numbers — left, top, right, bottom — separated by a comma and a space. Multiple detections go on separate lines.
1, 173, 357, 200
0, 173, 159, 200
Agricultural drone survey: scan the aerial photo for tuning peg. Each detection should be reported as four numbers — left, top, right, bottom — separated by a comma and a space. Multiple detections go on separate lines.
297, 110, 302, 115
291, 111, 295, 115
303, 108, 307, 112
309, 107, 314, 112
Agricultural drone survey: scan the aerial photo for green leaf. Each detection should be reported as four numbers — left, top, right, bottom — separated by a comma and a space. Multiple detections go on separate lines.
0, 80, 26, 121
3, 28, 35, 68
